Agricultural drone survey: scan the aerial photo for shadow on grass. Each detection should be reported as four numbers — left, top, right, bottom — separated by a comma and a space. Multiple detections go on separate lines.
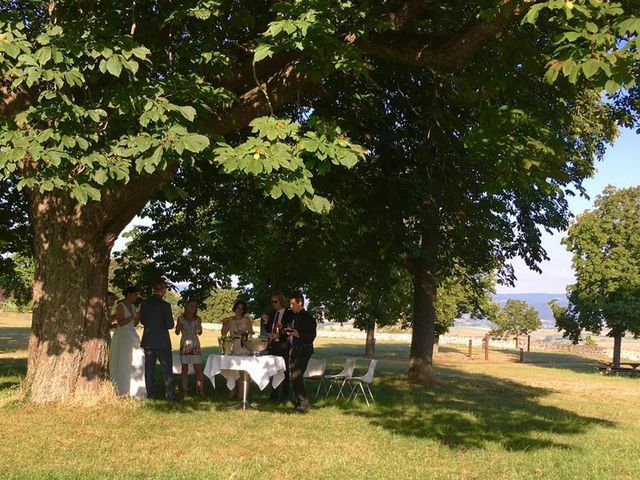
0, 327, 30, 353
315, 342, 409, 364
0, 340, 616, 453
498, 349, 606, 374
0, 357, 26, 397
325, 365, 614, 452
316, 341, 608, 376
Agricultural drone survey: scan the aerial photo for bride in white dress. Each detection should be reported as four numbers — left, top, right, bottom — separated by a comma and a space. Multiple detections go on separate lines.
109, 286, 147, 399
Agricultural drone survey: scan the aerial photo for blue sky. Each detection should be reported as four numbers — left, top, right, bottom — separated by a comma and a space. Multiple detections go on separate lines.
496, 128, 640, 294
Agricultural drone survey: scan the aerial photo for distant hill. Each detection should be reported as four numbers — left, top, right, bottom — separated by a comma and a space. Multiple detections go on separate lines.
454, 293, 568, 329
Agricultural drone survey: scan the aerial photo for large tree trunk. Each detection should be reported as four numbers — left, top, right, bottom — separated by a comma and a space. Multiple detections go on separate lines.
365, 322, 376, 358
612, 333, 622, 368
408, 262, 437, 382
407, 222, 438, 383
25, 175, 166, 403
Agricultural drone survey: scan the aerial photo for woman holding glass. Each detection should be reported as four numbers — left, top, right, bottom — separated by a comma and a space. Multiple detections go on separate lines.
221, 299, 254, 354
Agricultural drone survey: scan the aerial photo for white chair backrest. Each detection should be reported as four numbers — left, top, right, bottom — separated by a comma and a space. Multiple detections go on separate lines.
304, 357, 326, 378
361, 359, 378, 383
336, 357, 356, 377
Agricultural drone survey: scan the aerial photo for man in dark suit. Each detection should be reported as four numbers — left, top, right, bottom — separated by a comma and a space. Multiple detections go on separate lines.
140, 279, 176, 401
262, 291, 294, 402
287, 292, 316, 413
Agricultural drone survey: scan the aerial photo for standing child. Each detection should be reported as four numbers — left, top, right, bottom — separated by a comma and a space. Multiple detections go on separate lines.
175, 300, 204, 396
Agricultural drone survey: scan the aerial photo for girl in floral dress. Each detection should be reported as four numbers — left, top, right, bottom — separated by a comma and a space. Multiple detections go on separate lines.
175, 300, 204, 396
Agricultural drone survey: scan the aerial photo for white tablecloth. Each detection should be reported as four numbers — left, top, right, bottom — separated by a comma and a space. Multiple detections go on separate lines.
203, 354, 286, 391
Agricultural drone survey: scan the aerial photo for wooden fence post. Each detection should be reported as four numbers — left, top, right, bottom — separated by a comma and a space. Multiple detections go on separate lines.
468, 339, 473, 359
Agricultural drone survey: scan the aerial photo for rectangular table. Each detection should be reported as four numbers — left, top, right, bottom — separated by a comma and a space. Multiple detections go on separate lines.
203, 354, 286, 391
203, 354, 286, 409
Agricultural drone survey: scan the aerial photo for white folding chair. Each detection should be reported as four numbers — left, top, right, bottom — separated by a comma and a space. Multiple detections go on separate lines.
303, 357, 327, 398
346, 359, 378, 406
324, 358, 356, 399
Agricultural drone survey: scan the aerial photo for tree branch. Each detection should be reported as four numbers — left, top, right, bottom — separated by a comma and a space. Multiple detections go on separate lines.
210, 62, 318, 135
0, 85, 32, 118
363, 0, 527, 70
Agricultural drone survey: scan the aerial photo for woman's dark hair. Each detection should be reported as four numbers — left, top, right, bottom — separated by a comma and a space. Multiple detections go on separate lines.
232, 299, 248, 313
122, 285, 140, 297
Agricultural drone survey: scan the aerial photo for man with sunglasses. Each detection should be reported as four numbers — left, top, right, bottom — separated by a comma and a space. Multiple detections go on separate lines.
261, 291, 294, 402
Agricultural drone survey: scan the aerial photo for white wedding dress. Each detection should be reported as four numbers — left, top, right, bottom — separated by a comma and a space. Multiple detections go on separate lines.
109, 303, 147, 399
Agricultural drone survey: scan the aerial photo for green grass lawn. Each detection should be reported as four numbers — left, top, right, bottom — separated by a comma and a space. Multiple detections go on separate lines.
2, 313, 640, 479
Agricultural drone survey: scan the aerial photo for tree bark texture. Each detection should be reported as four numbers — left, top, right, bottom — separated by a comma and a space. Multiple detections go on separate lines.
612, 333, 622, 368
25, 175, 166, 402
365, 322, 376, 358
407, 225, 438, 383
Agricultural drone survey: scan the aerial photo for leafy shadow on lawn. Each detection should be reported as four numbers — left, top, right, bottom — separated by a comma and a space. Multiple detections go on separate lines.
333, 366, 614, 452
498, 350, 606, 374
0, 357, 26, 393
315, 342, 409, 364
0, 327, 30, 353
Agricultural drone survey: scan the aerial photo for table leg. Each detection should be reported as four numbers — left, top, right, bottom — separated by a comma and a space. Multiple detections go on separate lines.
237, 370, 251, 410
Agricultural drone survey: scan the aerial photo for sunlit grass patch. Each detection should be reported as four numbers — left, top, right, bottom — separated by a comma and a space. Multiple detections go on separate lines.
3, 313, 640, 479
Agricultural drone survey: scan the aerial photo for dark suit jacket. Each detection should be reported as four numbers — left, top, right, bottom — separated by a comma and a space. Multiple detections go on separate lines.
265, 308, 294, 343
140, 294, 174, 350
291, 308, 316, 351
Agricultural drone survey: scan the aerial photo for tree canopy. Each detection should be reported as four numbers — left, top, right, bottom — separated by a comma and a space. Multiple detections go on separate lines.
1, 0, 640, 401
491, 299, 542, 339
552, 185, 640, 364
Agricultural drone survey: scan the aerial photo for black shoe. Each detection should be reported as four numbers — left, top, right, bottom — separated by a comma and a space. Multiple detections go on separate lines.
293, 405, 310, 414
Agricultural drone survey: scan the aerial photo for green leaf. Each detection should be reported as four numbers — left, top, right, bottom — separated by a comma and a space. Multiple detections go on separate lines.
270, 184, 283, 199
300, 137, 320, 152
544, 65, 560, 84
302, 194, 331, 213
174, 105, 197, 122
281, 182, 296, 199
582, 60, 600, 78
561, 31, 581, 42
131, 46, 150, 59
254, 44, 274, 63
604, 79, 619, 96
2, 42, 20, 59
37, 46, 51, 65
93, 169, 108, 185
106, 55, 122, 77
523, 4, 545, 25
88, 110, 102, 123
337, 151, 358, 168
182, 134, 210, 153
246, 155, 263, 174
41, 179, 54, 192
84, 184, 101, 201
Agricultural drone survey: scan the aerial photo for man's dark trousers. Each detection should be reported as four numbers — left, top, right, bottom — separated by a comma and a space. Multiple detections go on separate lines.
144, 349, 175, 401
290, 344, 313, 410
268, 341, 290, 401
